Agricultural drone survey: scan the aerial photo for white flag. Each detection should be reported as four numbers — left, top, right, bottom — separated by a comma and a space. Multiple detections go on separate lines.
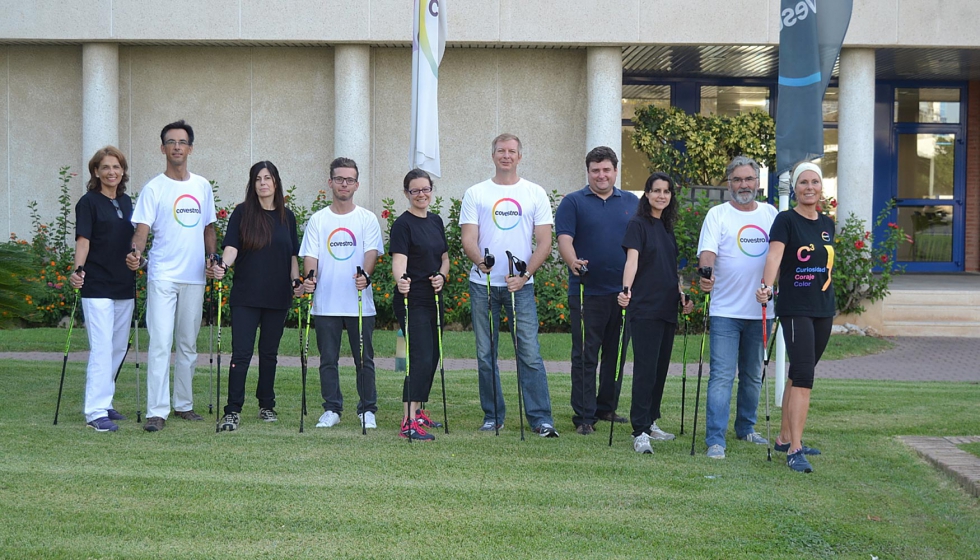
409, 0, 447, 176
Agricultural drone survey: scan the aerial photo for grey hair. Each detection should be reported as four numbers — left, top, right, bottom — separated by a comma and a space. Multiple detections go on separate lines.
491, 133, 523, 157
726, 155, 760, 179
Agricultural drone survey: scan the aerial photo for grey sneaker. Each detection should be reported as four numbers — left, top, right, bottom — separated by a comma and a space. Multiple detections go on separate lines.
633, 433, 654, 454
706, 444, 726, 459
648, 422, 675, 441
740, 431, 768, 445
478, 420, 502, 432
258, 408, 278, 422
219, 412, 240, 432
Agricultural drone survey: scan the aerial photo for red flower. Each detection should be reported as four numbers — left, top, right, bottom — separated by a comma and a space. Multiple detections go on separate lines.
217, 209, 228, 219
830, 199, 837, 208
854, 240, 865, 250
880, 255, 888, 263
381, 209, 391, 219
864, 231, 871, 240
887, 222, 898, 229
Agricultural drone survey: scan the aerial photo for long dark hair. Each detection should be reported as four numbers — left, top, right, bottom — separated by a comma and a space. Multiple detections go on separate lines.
637, 172, 679, 232
239, 161, 286, 252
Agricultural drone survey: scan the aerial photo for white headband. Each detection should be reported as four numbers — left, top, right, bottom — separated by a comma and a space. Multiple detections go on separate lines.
791, 162, 823, 188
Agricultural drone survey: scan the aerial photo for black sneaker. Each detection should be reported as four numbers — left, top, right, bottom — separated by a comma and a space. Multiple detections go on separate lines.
258, 408, 278, 422
87, 417, 118, 432
219, 412, 240, 432
107, 408, 126, 421
534, 423, 560, 438
400, 419, 435, 441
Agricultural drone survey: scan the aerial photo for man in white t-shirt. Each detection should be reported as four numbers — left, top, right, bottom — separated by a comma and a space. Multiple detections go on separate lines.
300, 157, 384, 430
697, 155, 778, 458
460, 133, 559, 438
127, 120, 217, 432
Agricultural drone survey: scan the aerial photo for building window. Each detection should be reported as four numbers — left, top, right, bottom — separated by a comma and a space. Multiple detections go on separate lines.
894, 88, 961, 124
699, 86, 769, 116
621, 85, 672, 192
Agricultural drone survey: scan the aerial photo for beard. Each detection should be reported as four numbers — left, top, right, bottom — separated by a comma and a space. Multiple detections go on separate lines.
732, 189, 756, 205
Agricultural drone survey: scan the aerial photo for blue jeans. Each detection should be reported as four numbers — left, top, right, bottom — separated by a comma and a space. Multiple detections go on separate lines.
469, 281, 554, 429
705, 316, 769, 448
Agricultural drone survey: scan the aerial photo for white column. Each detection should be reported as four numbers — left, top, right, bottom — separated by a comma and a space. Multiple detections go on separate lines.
837, 48, 876, 227
334, 45, 372, 208
81, 44, 119, 176
586, 47, 623, 162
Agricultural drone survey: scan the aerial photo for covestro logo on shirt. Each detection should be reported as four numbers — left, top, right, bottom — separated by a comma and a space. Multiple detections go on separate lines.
327, 228, 357, 261
736, 225, 769, 257
492, 198, 522, 230
172, 194, 202, 228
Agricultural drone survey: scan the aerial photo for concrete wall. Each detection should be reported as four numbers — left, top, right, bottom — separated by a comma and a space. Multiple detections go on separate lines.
3, 0, 980, 48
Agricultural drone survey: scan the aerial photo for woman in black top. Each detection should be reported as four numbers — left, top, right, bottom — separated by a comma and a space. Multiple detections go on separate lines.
69, 146, 136, 432
390, 169, 450, 441
214, 161, 302, 431
756, 162, 835, 473
618, 172, 694, 454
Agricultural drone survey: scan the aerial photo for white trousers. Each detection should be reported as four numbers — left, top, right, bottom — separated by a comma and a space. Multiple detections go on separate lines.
82, 297, 134, 423
146, 280, 205, 419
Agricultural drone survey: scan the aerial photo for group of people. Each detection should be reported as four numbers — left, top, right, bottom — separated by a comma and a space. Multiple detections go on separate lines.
70, 121, 835, 472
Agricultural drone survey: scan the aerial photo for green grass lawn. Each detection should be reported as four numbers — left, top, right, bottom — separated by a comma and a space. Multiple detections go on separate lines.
2, 359, 978, 558
961, 443, 980, 459
0, 326, 893, 363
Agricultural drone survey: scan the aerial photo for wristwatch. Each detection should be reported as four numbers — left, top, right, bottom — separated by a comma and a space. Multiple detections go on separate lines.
521, 270, 532, 279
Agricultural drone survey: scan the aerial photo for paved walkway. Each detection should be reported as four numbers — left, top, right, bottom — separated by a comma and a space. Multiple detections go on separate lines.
6, 336, 979, 382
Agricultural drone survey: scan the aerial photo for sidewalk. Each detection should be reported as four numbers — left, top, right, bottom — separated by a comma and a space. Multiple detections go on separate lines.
5, 336, 979, 382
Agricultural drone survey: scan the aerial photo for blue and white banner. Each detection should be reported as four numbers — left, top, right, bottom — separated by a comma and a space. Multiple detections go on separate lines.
409, 0, 447, 176
775, 0, 853, 174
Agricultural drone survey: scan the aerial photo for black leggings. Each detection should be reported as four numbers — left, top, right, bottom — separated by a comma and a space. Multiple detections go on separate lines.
628, 317, 675, 437
781, 316, 833, 390
395, 292, 442, 403
225, 306, 288, 414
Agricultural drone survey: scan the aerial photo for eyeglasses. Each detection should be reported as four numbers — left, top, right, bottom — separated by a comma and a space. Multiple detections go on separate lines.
331, 176, 358, 186
408, 186, 433, 196
110, 198, 123, 219
729, 176, 758, 186
164, 140, 190, 147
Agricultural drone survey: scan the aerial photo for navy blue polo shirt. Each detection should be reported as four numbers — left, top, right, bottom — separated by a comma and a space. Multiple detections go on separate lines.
555, 185, 638, 296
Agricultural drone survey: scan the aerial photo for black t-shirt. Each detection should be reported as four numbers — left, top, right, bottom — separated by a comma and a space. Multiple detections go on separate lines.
75, 191, 135, 300
223, 206, 299, 310
622, 215, 680, 323
769, 209, 836, 318
388, 211, 448, 301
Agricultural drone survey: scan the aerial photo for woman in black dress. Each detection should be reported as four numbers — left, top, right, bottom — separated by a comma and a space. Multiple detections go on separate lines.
214, 161, 302, 431
390, 169, 450, 441
618, 172, 693, 454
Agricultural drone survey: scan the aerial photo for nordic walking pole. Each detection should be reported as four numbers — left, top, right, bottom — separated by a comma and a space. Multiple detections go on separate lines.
207, 256, 215, 416
679, 294, 690, 435
505, 251, 526, 441
293, 276, 304, 428
114, 248, 142, 385
690, 266, 713, 456
358, 266, 367, 436
483, 248, 499, 436
761, 284, 779, 463
54, 266, 84, 425
214, 258, 225, 433
300, 269, 314, 433
608, 286, 629, 447
578, 263, 588, 429
432, 273, 449, 434
402, 272, 412, 443
134, 279, 142, 424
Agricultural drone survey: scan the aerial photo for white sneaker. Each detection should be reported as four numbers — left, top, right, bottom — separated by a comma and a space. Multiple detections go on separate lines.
633, 433, 654, 454
358, 411, 377, 429
648, 422, 675, 441
316, 410, 340, 428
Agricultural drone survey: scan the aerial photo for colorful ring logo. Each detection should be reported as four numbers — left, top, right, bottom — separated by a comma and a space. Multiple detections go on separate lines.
736, 225, 769, 257
492, 198, 522, 230
172, 194, 202, 228
327, 228, 357, 261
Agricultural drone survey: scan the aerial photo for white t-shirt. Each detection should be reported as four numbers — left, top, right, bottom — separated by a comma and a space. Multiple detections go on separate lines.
459, 178, 553, 287
131, 172, 217, 285
697, 201, 778, 320
299, 205, 384, 316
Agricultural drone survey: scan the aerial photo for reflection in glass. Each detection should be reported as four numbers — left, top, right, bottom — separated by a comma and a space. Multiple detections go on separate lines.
897, 206, 953, 262
823, 87, 838, 122
894, 88, 960, 124
621, 85, 671, 120
814, 128, 838, 201
621, 126, 650, 192
700, 86, 769, 116
897, 134, 955, 200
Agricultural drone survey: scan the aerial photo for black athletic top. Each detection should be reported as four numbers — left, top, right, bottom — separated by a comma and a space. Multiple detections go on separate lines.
770, 209, 836, 318
223, 206, 299, 310
622, 214, 680, 323
75, 191, 135, 300
388, 210, 448, 301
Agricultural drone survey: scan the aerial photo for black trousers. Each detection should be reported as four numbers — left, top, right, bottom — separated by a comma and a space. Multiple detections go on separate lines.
569, 293, 629, 427
629, 317, 676, 437
224, 306, 288, 415
395, 292, 442, 403
782, 315, 833, 390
